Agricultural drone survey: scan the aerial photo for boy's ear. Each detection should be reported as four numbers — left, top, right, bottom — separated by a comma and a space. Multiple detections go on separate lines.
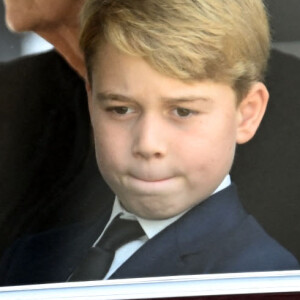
236, 82, 269, 144
85, 81, 93, 113
85, 81, 92, 97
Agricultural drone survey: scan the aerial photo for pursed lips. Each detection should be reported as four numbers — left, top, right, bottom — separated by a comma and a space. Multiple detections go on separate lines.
122, 172, 180, 194
129, 174, 172, 182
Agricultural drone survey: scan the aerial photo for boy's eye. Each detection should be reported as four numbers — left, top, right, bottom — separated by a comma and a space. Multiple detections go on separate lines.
108, 106, 133, 114
174, 107, 193, 117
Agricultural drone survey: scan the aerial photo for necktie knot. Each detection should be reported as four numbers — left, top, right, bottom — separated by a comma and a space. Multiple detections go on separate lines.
68, 215, 145, 281
98, 216, 145, 251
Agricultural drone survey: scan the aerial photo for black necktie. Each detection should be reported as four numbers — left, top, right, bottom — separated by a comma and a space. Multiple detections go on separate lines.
68, 215, 145, 281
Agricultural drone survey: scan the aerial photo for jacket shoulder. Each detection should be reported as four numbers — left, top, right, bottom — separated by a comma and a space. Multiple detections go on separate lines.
0, 214, 110, 286
185, 215, 299, 274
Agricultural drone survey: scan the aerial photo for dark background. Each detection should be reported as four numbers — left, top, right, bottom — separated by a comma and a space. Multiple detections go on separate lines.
1, 0, 300, 61
0, 0, 300, 297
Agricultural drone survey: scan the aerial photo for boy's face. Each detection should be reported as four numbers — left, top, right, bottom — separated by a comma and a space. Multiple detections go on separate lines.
88, 43, 243, 220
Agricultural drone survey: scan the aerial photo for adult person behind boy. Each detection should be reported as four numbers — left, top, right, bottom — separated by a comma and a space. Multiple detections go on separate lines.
0, 0, 113, 257
3, 0, 85, 75
1, 0, 298, 285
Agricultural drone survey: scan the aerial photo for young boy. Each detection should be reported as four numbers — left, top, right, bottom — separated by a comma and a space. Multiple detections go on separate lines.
0, 0, 298, 285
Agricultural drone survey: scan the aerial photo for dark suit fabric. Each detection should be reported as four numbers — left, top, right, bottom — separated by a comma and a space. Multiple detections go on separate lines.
0, 184, 298, 286
0, 51, 113, 257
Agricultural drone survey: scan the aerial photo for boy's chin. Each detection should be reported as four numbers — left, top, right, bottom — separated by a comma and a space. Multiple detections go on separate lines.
119, 196, 198, 220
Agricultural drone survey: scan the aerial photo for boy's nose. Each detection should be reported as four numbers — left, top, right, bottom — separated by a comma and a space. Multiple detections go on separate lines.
131, 114, 167, 160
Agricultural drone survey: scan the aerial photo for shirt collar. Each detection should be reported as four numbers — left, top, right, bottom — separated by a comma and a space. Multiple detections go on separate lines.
213, 174, 231, 195
108, 199, 184, 239
107, 174, 231, 240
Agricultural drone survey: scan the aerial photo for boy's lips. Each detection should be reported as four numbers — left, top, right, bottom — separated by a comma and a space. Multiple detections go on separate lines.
126, 173, 178, 192
129, 173, 173, 182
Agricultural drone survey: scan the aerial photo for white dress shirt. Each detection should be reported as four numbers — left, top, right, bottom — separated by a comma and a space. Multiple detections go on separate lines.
95, 174, 231, 279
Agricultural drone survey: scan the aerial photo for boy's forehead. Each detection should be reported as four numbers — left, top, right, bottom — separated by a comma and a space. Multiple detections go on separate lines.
91, 42, 193, 89
89, 42, 238, 106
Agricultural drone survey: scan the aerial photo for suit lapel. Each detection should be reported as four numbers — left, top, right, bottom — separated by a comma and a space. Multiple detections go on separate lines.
57, 215, 111, 280
23, 209, 112, 284
110, 184, 247, 279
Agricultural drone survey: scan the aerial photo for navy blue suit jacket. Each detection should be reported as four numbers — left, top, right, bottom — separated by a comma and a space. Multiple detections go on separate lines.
0, 184, 298, 286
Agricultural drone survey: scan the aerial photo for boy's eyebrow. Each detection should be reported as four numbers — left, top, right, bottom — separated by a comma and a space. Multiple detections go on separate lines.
161, 95, 211, 103
96, 92, 132, 102
96, 92, 211, 103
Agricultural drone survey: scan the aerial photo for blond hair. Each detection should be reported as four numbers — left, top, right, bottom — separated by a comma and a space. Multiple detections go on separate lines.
80, 0, 270, 100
